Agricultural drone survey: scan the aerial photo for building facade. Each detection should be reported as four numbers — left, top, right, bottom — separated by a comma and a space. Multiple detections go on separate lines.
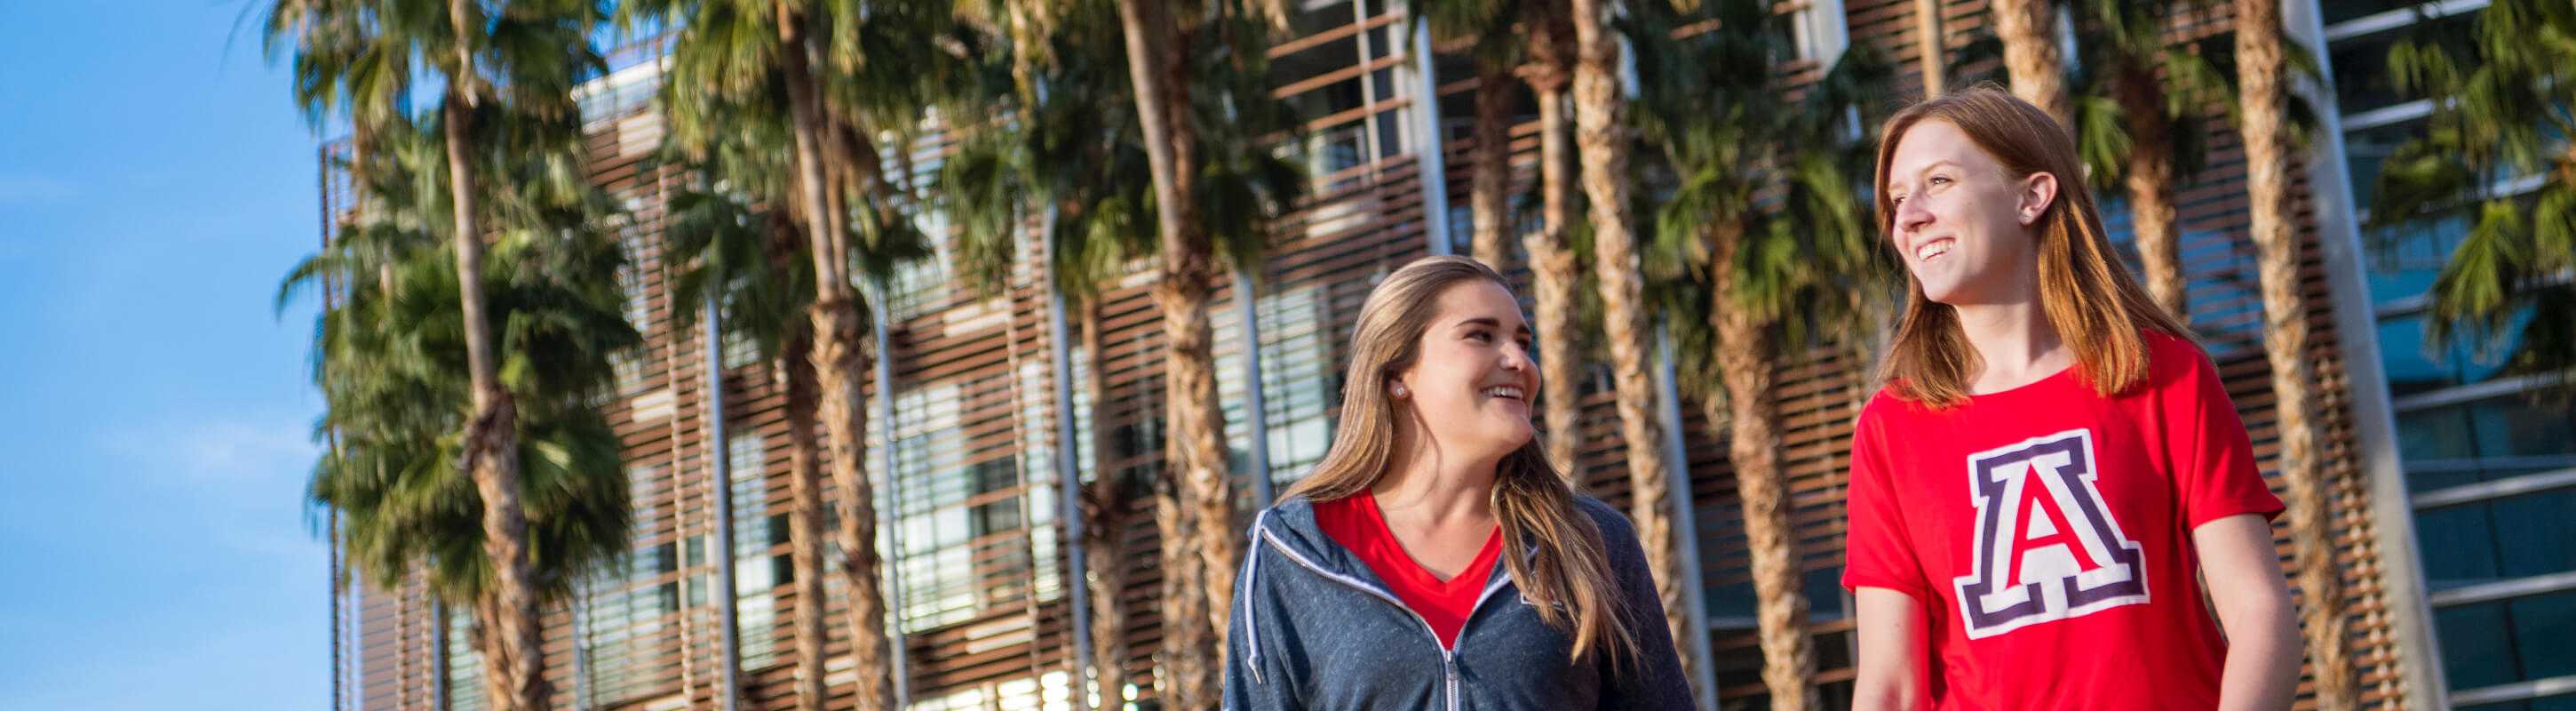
325, 1, 2567, 709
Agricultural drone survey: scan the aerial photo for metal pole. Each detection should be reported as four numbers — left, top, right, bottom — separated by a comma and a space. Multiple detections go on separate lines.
430, 599, 449, 711
1235, 268, 1276, 505
1404, 1, 1456, 257
1652, 317, 1719, 711
871, 275, 912, 708
704, 297, 742, 711
1044, 206, 1097, 711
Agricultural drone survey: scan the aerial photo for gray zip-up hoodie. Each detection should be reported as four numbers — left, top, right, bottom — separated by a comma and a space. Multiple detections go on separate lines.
1223, 494, 1695, 710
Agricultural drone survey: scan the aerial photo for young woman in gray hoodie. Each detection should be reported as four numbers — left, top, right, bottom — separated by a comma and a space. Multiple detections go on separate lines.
1222, 256, 1694, 710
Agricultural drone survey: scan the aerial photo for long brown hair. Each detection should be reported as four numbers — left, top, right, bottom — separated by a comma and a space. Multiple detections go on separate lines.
1871, 86, 2190, 408
1280, 255, 1642, 668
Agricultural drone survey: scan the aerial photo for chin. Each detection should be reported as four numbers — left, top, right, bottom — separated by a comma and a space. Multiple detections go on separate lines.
1918, 281, 1968, 305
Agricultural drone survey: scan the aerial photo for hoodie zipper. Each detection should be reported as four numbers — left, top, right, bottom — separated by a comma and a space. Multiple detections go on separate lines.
1259, 527, 1510, 711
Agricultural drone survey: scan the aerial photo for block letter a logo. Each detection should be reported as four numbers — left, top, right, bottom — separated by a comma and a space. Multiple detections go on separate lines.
1951, 428, 2148, 639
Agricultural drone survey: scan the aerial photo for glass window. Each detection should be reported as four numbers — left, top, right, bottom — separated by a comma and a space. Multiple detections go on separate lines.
2438, 589, 2576, 692
2492, 490, 2576, 581
2378, 313, 2516, 397
2344, 119, 2421, 213
2329, 13, 2477, 116
1216, 282, 1341, 497
2361, 208, 2471, 308
2512, 592, 2576, 682
2414, 503, 2503, 591
2469, 396, 2576, 462
2439, 601, 2523, 690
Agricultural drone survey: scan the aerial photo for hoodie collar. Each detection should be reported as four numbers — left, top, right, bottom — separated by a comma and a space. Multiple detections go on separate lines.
1251, 495, 1534, 597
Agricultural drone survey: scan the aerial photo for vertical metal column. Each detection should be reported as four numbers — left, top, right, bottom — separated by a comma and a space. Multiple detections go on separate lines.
704, 297, 742, 711
1044, 207, 1098, 711
1236, 268, 1276, 505
1402, 0, 1457, 257
1652, 317, 1720, 711
871, 275, 912, 708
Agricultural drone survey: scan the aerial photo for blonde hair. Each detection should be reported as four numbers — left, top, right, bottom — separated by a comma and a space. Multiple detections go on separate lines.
1281, 255, 1642, 669
1871, 86, 2190, 408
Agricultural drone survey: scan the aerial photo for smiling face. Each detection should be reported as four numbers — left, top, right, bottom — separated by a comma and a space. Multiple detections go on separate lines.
1389, 279, 1540, 458
1883, 119, 2058, 307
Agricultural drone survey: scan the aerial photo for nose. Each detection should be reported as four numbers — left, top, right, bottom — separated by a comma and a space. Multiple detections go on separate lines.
1500, 339, 1533, 372
1894, 197, 1933, 243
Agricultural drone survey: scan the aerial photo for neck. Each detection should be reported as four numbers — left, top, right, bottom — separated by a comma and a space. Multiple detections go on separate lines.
1374, 427, 1501, 527
1952, 293, 2070, 391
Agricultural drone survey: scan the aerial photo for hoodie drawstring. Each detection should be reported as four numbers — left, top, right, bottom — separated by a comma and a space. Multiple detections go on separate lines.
1241, 508, 1269, 684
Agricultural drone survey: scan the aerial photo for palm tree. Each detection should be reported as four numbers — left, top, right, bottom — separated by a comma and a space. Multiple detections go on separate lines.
1515, 0, 1589, 477
953, 7, 1303, 706
627, 4, 964, 708
1989, 0, 2072, 125
283, 113, 640, 710
1420, 0, 1525, 270
1566, 0, 1700, 693
1634, 4, 1891, 708
2374, 0, 2576, 394
2231, 0, 2352, 707
268, 4, 608, 707
1101, 7, 1299, 706
1106, 2, 1288, 664
2063, 0, 2236, 323
658, 140, 829, 707
940, 100, 1156, 711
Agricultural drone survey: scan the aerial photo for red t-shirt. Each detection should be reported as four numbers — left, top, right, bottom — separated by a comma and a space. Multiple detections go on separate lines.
1316, 493, 1505, 650
1841, 331, 2284, 710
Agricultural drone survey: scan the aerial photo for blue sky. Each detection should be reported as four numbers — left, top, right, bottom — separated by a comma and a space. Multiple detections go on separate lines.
1, 2, 334, 707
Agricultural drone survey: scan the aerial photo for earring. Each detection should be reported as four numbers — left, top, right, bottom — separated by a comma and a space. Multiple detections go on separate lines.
1390, 383, 1408, 398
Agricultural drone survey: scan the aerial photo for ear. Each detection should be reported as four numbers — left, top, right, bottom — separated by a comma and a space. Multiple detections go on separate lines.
2017, 172, 2060, 226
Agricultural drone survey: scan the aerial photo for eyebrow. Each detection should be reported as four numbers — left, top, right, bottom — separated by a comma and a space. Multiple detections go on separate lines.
1895, 160, 1960, 184
1888, 160, 1964, 197
1457, 316, 1532, 335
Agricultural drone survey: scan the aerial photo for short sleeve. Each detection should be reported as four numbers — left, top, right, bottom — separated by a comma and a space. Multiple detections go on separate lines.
1841, 400, 1933, 601
2161, 341, 2286, 529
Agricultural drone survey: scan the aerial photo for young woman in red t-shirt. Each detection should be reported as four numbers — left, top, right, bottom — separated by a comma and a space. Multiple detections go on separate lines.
1222, 256, 1691, 709
1843, 87, 2304, 710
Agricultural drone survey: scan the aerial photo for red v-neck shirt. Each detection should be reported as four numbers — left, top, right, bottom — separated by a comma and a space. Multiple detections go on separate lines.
1315, 494, 1506, 650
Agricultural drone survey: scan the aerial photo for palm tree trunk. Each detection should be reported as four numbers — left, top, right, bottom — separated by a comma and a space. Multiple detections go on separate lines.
441, 87, 548, 711
473, 592, 517, 711
2234, 1, 2352, 707
1569, 0, 1699, 698
1915, 0, 1945, 98
779, 329, 830, 711
775, 8, 898, 711
1708, 224, 1817, 711
2113, 68, 2190, 324
1989, 0, 2071, 126
1153, 474, 1213, 709
1078, 305, 1133, 709
1470, 64, 1515, 270
1519, 10, 1585, 482
1114, 0, 1240, 659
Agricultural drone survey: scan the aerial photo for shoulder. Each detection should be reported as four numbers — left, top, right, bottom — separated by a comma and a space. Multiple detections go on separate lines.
1854, 385, 1924, 435
2140, 328, 2220, 392
1571, 495, 1634, 539
1570, 495, 1649, 569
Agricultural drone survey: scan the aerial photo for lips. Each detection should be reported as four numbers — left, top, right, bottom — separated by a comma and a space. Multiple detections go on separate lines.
1914, 237, 1954, 262
1483, 386, 1525, 400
